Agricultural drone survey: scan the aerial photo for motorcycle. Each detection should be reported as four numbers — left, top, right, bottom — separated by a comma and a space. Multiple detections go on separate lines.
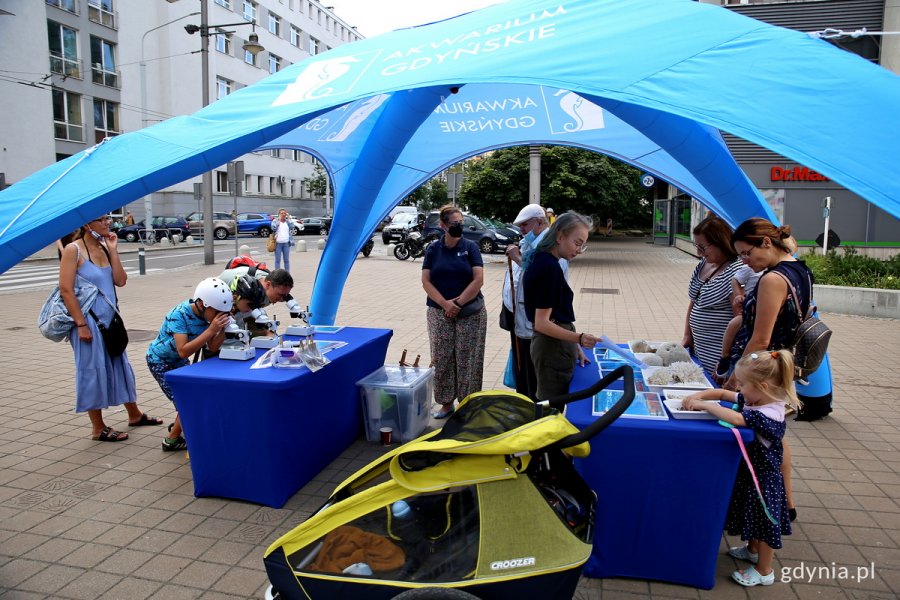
393, 227, 436, 261
359, 237, 374, 257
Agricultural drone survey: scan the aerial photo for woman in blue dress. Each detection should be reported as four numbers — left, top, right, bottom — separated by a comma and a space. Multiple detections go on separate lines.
58, 215, 163, 441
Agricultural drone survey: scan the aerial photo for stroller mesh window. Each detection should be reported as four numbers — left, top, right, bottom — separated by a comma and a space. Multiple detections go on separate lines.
292, 486, 479, 583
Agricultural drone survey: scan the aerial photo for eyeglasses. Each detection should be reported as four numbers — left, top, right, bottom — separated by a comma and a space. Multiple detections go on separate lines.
91, 216, 112, 223
576, 243, 588, 254
737, 246, 757, 259
693, 242, 709, 253
447, 220, 464, 227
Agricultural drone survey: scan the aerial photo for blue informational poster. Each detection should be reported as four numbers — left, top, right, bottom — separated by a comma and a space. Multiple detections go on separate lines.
592, 390, 668, 420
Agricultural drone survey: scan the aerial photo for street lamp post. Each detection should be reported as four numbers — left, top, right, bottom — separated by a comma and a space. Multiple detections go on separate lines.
167, 0, 264, 264
140, 11, 200, 243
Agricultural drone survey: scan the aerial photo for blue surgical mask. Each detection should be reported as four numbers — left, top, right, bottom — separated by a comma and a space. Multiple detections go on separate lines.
521, 230, 537, 250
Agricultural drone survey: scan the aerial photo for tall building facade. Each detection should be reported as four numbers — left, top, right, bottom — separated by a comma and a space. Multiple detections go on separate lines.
0, 0, 361, 222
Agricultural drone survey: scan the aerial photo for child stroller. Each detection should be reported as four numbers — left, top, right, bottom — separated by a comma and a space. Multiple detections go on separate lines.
264, 365, 636, 600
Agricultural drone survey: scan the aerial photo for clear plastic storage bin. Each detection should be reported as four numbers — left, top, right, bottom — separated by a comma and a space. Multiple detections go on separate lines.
357, 366, 434, 444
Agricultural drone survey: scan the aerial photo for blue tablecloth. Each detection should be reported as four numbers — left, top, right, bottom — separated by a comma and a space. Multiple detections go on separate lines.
166, 327, 392, 508
567, 362, 753, 589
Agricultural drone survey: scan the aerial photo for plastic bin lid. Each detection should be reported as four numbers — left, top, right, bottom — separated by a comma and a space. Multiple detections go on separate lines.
356, 365, 433, 388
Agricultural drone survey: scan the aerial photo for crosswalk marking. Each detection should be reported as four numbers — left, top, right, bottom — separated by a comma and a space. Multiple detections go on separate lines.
0, 265, 160, 292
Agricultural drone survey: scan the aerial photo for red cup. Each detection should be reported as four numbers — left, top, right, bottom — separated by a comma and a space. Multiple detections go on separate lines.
380, 427, 393, 445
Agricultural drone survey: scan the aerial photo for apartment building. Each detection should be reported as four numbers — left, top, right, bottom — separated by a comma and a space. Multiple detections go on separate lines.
0, 0, 361, 221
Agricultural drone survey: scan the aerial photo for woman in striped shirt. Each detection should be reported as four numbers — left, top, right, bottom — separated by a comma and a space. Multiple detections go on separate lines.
682, 215, 743, 376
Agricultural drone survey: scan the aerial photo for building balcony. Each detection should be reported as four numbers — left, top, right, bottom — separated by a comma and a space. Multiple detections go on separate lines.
49, 54, 82, 79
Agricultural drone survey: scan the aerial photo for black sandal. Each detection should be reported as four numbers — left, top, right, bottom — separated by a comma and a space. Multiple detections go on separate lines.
129, 413, 164, 427
92, 427, 128, 442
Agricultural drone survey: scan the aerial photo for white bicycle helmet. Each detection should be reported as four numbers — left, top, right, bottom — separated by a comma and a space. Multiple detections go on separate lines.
194, 277, 233, 312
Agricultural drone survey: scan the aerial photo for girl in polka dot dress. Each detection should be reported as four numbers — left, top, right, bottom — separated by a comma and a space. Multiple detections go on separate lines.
683, 350, 800, 587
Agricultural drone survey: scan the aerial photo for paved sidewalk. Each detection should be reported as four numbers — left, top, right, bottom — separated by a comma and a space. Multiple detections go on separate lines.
0, 238, 897, 599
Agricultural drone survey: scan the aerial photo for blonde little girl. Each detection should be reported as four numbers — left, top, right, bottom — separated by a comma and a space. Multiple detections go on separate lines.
683, 350, 800, 587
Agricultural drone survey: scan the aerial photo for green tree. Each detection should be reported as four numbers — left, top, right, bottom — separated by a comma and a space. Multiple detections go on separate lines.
302, 162, 328, 199
459, 146, 649, 228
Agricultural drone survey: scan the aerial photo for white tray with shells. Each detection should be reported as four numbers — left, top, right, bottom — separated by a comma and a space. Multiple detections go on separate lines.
641, 363, 712, 395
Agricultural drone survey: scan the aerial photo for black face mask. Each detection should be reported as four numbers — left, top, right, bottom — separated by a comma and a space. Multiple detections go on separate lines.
448, 223, 463, 238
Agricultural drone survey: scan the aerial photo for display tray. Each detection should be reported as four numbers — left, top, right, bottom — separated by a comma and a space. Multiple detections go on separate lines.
592, 390, 668, 420
642, 366, 713, 395
662, 389, 718, 420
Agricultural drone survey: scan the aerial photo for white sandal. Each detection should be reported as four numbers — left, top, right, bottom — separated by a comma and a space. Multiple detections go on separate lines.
727, 545, 759, 564
732, 566, 774, 586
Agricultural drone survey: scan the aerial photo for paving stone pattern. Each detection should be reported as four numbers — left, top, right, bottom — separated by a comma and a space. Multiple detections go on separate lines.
0, 238, 897, 599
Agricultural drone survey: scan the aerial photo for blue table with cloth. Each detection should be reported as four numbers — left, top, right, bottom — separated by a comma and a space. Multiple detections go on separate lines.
166, 327, 392, 508
567, 361, 753, 589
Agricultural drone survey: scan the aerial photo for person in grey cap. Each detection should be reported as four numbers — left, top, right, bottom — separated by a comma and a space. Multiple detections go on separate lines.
501, 204, 567, 399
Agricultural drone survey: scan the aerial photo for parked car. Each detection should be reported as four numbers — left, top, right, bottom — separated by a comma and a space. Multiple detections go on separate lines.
481, 217, 522, 244
116, 216, 190, 243
423, 212, 511, 253
381, 212, 424, 245
297, 217, 331, 235
185, 211, 236, 240
237, 212, 274, 237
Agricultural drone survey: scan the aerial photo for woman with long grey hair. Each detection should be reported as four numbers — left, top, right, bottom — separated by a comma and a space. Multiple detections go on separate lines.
522, 211, 598, 398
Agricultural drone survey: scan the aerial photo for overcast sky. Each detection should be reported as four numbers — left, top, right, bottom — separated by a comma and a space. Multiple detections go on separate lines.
326, 1, 505, 38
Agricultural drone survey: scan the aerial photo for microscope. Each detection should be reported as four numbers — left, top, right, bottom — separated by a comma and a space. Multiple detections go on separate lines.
219, 317, 256, 360
283, 295, 314, 337
248, 307, 282, 349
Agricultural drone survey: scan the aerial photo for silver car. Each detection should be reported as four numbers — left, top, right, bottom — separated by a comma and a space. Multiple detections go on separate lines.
185, 211, 237, 240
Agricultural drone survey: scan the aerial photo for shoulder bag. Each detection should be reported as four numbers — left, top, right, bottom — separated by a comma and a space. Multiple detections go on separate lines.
267, 233, 277, 253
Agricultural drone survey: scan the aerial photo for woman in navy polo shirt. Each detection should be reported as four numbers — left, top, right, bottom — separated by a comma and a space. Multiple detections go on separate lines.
523, 212, 598, 398
422, 205, 487, 419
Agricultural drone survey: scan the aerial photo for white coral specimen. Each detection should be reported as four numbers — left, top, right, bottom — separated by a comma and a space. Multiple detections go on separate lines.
646, 361, 707, 386
656, 343, 691, 366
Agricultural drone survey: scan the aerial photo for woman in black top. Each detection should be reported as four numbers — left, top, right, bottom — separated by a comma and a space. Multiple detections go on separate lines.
422, 205, 487, 419
523, 212, 598, 398
728, 217, 818, 523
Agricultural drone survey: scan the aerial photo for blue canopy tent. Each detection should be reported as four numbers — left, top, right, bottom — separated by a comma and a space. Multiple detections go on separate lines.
1, 0, 899, 326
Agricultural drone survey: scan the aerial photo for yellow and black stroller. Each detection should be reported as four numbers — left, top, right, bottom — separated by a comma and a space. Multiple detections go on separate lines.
264, 366, 635, 600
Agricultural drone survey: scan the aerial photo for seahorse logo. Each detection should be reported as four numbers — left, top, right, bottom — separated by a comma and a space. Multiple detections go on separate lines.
272, 56, 361, 107
323, 94, 389, 142
552, 89, 604, 133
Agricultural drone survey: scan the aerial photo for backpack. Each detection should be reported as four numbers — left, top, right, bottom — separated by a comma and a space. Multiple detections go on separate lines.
771, 269, 832, 380
224, 255, 269, 276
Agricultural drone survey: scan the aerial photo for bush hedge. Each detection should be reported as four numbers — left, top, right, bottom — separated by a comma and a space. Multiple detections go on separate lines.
803, 248, 900, 290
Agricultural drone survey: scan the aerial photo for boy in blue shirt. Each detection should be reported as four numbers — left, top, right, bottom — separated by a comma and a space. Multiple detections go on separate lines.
146, 277, 232, 451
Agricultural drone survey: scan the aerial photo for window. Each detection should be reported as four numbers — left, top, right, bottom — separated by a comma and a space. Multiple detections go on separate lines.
214, 0, 231, 7
90, 36, 118, 87
290, 25, 301, 47
52, 89, 83, 142
216, 171, 229, 193
268, 13, 280, 36
48, 21, 80, 78
216, 77, 232, 99
46, 0, 77, 14
244, 47, 257, 66
93, 98, 119, 143
243, 0, 257, 22
268, 53, 281, 74
292, 150, 306, 162
87, 0, 116, 28
269, 149, 280, 158
244, 174, 252, 193
308, 37, 318, 55
215, 32, 232, 55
